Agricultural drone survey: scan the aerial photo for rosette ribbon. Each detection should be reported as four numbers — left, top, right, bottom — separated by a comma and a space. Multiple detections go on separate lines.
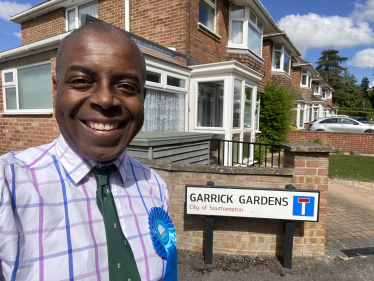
148, 207, 177, 281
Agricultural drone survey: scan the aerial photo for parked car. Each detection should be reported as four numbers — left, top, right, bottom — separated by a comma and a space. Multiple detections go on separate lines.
350, 117, 372, 123
308, 117, 374, 133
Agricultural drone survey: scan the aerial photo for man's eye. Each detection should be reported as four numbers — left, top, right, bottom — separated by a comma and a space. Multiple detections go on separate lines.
73, 79, 88, 85
118, 84, 136, 92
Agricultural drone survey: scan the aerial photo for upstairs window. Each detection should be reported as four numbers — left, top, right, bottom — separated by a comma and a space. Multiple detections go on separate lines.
66, 0, 98, 31
315, 82, 321, 95
229, 4, 263, 57
2, 62, 52, 113
199, 0, 216, 32
301, 70, 312, 88
322, 90, 326, 99
272, 45, 291, 74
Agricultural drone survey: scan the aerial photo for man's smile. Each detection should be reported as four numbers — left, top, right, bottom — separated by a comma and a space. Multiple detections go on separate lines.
84, 120, 123, 131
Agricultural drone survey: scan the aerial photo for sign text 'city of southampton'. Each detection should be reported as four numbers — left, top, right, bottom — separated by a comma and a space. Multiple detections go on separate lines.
185, 186, 320, 222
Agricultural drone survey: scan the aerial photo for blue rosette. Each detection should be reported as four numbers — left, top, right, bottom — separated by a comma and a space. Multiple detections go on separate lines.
148, 207, 177, 281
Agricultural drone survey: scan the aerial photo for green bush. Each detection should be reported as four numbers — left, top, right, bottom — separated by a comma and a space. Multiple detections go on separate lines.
259, 82, 297, 143
338, 110, 374, 119
339, 107, 374, 113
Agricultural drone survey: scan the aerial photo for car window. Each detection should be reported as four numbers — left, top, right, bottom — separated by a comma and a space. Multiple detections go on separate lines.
320, 118, 338, 123
340, 118, 355, 124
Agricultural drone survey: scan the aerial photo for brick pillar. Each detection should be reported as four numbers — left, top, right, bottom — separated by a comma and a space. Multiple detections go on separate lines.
282, 142, 334, 257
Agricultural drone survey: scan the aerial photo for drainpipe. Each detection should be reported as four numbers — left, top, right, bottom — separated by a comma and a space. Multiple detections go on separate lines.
125, 0, 130, 32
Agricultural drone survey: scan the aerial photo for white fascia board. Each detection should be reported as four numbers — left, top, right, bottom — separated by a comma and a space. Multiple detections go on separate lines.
10, 0, 66, 23
144, 56, 191, 77
190, 61, 264, 83
0, 32, 71, 62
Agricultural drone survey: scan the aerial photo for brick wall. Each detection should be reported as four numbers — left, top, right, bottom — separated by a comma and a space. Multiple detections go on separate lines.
291, 67, 301, 92
0, 58, 60, 155
21, 8, 65, 45
262, 39, 272, 85
288, 131, 374, 154
139, 143, 330, 258
99, 0, 126, 29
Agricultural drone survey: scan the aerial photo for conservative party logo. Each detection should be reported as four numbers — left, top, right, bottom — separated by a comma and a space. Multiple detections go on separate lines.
292, 196, 315, 217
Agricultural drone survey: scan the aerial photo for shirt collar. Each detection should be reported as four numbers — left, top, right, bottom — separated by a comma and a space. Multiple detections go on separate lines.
55, 135, 128, 185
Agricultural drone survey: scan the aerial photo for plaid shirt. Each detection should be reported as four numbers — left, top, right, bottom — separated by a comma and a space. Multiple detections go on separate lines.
0, 135, 169, 281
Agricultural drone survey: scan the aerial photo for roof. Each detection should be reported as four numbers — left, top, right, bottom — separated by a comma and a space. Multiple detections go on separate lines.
294, 94, 307, 102
311, 95, 324, 102
263, 30, 301, 57
292, 56, 319, 75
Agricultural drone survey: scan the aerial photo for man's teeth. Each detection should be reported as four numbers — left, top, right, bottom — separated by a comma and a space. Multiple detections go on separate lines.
89, 123, 119, 131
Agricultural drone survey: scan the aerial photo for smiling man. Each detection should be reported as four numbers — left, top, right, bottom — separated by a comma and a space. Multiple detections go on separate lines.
0, 23, 172, 281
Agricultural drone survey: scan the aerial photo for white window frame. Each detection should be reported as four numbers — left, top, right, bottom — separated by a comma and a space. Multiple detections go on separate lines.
314, 82, 321, 95
301, 69, 312, 89
322, 90, 327, 99
198, 0, 217, 33
65, 0, 98, 31
2, 61, 53, 115
228, 3, 263, 57
272, 44, 291, 75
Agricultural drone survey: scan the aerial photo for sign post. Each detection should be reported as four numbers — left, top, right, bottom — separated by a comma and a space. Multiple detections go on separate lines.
205, 181, 214, 264
185, 183, 320, 268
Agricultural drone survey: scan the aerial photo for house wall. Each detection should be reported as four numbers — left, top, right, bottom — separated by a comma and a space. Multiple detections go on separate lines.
138, 144, 329, 257
98, 0, 126, 29
21, 8, 66, 45
291, 67, 301, 92
288, 131, 374, 154
0, 58, 60, 155
301, 88, 312, 104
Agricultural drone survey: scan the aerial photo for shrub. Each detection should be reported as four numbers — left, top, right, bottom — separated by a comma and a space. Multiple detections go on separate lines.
338, 110, 374, 119
259, 82, 297, 143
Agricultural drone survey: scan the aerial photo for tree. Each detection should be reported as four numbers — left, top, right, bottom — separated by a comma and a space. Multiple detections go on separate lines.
333, 70, 361, 108
315, 49, 348, 105
259, 82, 296, 143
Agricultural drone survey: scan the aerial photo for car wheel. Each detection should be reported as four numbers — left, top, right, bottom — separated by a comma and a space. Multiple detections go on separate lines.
364, 129, 374, 133
316, 129, 324, 132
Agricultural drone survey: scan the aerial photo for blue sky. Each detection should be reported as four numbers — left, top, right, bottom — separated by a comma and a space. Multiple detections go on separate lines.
0, 0, 374, 86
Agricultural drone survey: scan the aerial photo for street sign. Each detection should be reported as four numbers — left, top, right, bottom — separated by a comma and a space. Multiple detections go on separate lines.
186, 185, 320, 222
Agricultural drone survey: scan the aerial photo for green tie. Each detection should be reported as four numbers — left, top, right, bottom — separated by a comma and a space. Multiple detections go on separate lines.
92, 165, 141, 281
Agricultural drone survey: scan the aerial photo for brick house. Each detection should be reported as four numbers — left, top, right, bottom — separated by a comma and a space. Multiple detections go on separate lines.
0, 0, 335, 157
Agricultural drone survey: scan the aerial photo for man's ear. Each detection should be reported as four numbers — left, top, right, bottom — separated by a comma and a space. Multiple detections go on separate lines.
52, 76, 58, 108
143, 87, 147, 103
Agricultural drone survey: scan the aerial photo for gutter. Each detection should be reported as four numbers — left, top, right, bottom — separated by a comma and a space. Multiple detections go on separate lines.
0, 31, 71, 61
10, 0, 66, 23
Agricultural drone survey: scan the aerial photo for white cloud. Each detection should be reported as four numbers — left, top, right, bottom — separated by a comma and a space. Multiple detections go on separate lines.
13, 31, 21, 38
0, 1, 31, 21
371, 81, 374, 88
351, 0, 374, 23
278, 13, 374, 55
347, 48, 374, 68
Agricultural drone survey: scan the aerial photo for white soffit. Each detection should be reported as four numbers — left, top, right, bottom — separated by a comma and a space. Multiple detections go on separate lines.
190, 61, 264, 83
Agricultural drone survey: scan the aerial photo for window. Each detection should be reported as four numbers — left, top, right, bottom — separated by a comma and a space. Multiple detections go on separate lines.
229, 4, 263, 57
66, 0, 98, 31
322, 90, 326, 99
199, 0, 216, 32
315, 82, 321, 95
340, 118, 355, 124
301, 70, 312, 88
197, 81, 224, 127
313, 107, 319, 119
146, 71, 161, 84
244, 87, 252, 128
141, 89, 185, 133
320, 118, 338, 124
272, 45, 291, 74
2, 62, 52, 113
233, 79, 242, 129
255, 93, 260, 130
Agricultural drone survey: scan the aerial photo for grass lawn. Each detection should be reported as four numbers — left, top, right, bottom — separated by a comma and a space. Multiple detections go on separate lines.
329, 155, 374, 181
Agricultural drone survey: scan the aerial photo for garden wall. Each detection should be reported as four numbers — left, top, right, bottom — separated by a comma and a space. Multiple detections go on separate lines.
288, 131, 374, 154
139, 142, 333, 258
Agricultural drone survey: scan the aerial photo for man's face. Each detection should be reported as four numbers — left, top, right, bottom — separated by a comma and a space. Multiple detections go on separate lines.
53, 31, 146, 163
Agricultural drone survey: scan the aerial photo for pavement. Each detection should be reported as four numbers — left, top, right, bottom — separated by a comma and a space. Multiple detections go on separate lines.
325, 180, 374, 258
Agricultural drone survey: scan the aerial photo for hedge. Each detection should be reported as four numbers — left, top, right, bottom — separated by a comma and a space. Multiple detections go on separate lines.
338, 110, 374, 119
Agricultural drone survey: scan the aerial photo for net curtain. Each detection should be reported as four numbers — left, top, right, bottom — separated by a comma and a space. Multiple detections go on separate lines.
141, 89, 185, 133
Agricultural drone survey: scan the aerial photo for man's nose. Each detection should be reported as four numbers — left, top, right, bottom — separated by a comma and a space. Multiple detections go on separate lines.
91, 81, 118, 109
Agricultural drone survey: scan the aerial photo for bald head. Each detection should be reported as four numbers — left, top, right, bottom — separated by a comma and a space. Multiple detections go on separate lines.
56, 22, 146, 84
